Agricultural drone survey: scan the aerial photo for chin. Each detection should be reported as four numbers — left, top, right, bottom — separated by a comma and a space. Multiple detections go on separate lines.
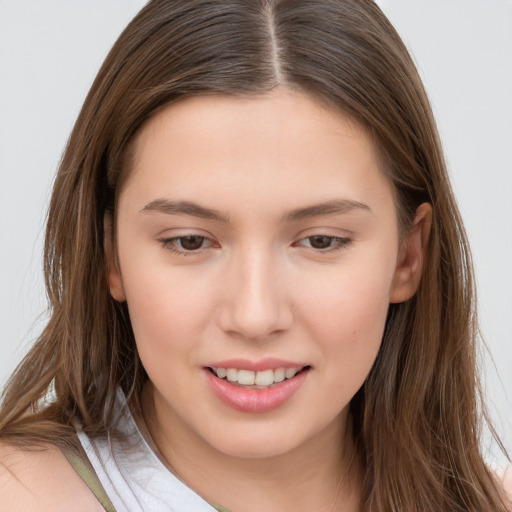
218, 442, 296, 460
205, 426, 305, 460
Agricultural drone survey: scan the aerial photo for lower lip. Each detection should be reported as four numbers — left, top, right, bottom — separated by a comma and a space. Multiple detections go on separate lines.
204, 368, 308, 414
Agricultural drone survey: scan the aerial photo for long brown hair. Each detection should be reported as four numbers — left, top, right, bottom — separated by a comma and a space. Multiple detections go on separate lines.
1, 0, 509, 509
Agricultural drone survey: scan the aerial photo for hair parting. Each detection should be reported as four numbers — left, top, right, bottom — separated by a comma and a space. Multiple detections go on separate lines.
1, 1, 509, 510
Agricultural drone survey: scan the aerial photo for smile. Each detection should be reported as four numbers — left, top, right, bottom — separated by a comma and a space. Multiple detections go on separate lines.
210, 367, 305, 388
204, 364, 310, 413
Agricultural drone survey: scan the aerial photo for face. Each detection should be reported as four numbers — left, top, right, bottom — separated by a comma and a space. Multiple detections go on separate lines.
107, 89, 426, 461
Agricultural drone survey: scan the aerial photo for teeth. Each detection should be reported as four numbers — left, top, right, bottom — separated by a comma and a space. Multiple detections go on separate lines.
237, 370, 255, 385
273, 367, 285, 383
226, 368, 238, 382
285, 368, 299, 379
214, 367, 304, 387
254, 369, 274, 386
216, 368, 227, 379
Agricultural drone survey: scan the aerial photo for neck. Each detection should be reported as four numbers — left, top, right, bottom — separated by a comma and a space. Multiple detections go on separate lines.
141, 382, 363, 512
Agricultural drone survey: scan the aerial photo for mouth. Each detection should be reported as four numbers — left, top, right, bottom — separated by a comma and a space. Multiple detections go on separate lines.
207, 366, 311, 389
204, 362, 310, 413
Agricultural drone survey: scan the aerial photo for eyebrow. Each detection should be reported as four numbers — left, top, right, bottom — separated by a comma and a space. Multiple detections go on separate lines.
140, 198, 370, 223
284, 199, 371, 221
141, 199, 231, 222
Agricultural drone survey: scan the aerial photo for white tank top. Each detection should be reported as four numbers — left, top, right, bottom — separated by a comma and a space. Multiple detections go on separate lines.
76, 390, 218, 512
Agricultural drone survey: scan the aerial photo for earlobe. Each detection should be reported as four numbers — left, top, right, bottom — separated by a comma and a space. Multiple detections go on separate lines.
104, 213, 126, 302
390, 202, 432, 304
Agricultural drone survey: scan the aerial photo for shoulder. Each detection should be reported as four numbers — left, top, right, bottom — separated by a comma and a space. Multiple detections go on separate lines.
0, 440, 104, 512
497, 465, 512, 511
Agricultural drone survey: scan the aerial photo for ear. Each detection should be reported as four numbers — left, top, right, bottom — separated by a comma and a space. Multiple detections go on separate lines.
104, 213, 126, 302
390, 202, 432, 304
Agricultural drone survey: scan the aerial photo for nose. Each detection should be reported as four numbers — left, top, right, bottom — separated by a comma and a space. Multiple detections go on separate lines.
217, 247, 293, 341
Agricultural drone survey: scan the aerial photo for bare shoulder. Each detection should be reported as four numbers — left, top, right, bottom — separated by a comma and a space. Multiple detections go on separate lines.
0, 440, 104, 512
498, 465, 512, 511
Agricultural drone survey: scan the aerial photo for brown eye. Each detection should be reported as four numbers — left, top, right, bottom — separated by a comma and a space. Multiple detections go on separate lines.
308, 236, 334, 249
179, 235, 206, 250
295, 235, 353, 252
159, 234, 217, 256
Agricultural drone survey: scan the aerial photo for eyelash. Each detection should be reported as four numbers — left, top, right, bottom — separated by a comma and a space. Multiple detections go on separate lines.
294, 235, 353, 252
158, 235, 353, 256
158, 235, 216, 256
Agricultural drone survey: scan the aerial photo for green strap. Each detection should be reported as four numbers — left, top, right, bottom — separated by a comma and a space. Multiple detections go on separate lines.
208, 502, 232, 512
62, 438, 229, 512
62, 446, 117, 512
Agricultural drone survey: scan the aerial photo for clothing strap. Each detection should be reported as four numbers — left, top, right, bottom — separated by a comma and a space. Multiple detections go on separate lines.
61, 441, 231, 512
61, 441, 117, 512
208, 502, 232, 512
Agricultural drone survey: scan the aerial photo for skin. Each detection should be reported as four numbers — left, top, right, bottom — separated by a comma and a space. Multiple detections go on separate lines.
1, 90, 509, 511
0, 88, 432, 512
105, 89, 431, 511
0, 442, 104, 512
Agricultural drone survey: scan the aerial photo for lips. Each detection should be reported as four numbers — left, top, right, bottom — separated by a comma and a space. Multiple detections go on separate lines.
204, 359, 310, 413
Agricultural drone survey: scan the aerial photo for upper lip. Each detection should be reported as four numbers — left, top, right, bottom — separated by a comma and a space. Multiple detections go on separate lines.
205, 358, 309, 372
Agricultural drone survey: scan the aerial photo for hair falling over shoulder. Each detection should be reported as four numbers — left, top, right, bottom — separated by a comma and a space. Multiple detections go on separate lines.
0, 1, 510, 510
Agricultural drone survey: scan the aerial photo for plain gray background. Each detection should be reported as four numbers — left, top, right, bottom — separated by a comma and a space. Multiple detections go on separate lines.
1, 1, 511, 467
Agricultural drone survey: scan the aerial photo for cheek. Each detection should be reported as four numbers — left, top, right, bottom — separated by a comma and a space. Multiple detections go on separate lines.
118, 257, 213, 364
298, 257, 394, 370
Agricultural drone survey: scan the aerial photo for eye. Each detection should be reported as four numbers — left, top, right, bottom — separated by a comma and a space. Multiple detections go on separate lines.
296, 235, 352, 252
158, 235, 215, 255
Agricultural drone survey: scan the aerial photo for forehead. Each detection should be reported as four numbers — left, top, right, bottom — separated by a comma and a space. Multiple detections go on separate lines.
121, 89, 394, 220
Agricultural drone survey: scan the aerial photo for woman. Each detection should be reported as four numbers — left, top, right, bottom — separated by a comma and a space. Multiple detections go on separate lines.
0, 1, 510, 510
